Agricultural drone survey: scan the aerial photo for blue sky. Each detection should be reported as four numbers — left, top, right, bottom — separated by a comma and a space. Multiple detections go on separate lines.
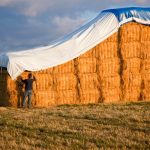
0, 0, 149, 52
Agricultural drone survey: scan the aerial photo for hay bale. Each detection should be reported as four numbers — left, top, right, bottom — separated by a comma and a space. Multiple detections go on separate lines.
55, 73, 77, 90
143, 73, 150, 89
38, 68, 54, 74
80, 89, 100, 104
35, 90, 57, 107
101, 75, 120, 88
123, 87, 141, 102
143, 89, 150, 100
142, 59, 150, 73
123, 58, 141, 73
141, 24, 150, 42
35, 74, 53, 90
77, 57, 97, 73
105, 32, 118, 42
123, 73, 142, 88
95, 42, 118, 59
58, 90, 77, 105
141, 42, 150, 59
7, 75, 17, 91
102, 87, 120, 103
79, 47, 96, 58
120, 22, 141, 42
98, 59, 120, 77
53, 60, 75, 73
121, 42, 141, 58
79, 73, 99, 90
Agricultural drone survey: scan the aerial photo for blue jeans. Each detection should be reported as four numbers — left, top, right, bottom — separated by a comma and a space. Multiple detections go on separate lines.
23, 90, 32, 108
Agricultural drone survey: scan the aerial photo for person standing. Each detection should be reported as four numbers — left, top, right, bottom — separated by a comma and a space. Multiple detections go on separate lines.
21, 73, 36, 108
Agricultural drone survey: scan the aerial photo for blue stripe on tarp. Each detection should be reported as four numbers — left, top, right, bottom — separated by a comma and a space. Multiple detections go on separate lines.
102, 7, 150, 24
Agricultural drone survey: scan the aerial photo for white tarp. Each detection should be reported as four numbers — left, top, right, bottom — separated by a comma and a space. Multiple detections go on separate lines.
0, 7, 150, 79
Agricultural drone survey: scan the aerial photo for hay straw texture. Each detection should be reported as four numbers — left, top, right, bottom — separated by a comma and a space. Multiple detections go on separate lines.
0, 22, 150, 107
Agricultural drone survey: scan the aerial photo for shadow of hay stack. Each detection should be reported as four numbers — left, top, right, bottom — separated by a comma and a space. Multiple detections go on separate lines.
0, 69, 10, 106
15, 76, 24, 107
0, 22, 150, 107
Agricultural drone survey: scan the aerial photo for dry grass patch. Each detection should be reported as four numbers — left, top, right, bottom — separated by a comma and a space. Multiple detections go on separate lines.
0, 101, 150, 149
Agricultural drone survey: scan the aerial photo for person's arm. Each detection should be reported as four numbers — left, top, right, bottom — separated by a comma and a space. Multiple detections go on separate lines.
33, 76, 36, 81
20, 77, 25, 83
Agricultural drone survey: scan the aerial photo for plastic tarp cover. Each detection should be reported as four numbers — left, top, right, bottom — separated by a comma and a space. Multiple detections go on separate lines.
0, 7, 150, 79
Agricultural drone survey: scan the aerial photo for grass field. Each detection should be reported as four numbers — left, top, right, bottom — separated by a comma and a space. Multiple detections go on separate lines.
0, 101, 150, 150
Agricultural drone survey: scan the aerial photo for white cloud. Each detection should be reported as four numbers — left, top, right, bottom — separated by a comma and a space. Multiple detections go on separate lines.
0, 0, 82, 16
52, 16, 85, 35
0, 0, 53, 16
0, 0, 149, 17
134, 0, 149, 4
0, 0, 149, 51
0, 0, 14, 6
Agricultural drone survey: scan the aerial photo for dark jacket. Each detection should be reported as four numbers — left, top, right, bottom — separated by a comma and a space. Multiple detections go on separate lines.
22, 77, 36, 91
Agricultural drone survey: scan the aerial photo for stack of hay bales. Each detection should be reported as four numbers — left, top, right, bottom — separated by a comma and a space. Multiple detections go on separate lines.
95, 32, 121, 103
120, 22, 142, 101
76, 49, 100, 104
53, 60, 77, 105
141, 25, 150, 100
0, 22, 150, 107
33, 68, 56, 107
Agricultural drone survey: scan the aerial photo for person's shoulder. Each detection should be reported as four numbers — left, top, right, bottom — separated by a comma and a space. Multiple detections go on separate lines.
24, 79, 28, 82
30, 78, 36, 82
22, 78, 27, 82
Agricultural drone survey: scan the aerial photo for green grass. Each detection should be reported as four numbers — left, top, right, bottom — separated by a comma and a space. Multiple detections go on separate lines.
0, 101, 150, 149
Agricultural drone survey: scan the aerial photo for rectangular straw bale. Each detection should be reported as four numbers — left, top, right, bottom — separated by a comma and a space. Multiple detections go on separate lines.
53, 60, 75, 73
120, 22, 140, 42
35, 74, 53, 90
141, 42, 150, 59
123, 87, 141, 102
98, 59, 120, 77
35, 90, 57, 107
46, 91, 57, 106
104, 32, 118, 42
141, 24, 150, 42
142, 59, 150, 73
37, 67, 54, 74
103, 94, 120, 103
58, 90, 77, 105
55, 73, 77, 90
143, 89, 150, 100
7, 76, 16, 91
77, 57, 97, 73
79, 47, 95, 58
123, 58, 141, 73
95, 42, 118, 59
102, 88, 120, 103
101, 75, 120, 88
9, 92, 18, 107
121, 42, 141, 58
9, 90, 17, 99
80, 89, 100, 104
79, 73, 99, 90
102, 87, 120, 96
143, 73, 150, 89
123, 73, 142, 88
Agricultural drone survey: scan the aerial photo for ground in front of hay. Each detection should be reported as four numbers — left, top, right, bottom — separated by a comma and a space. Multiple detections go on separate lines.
0, 101, 150, 150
